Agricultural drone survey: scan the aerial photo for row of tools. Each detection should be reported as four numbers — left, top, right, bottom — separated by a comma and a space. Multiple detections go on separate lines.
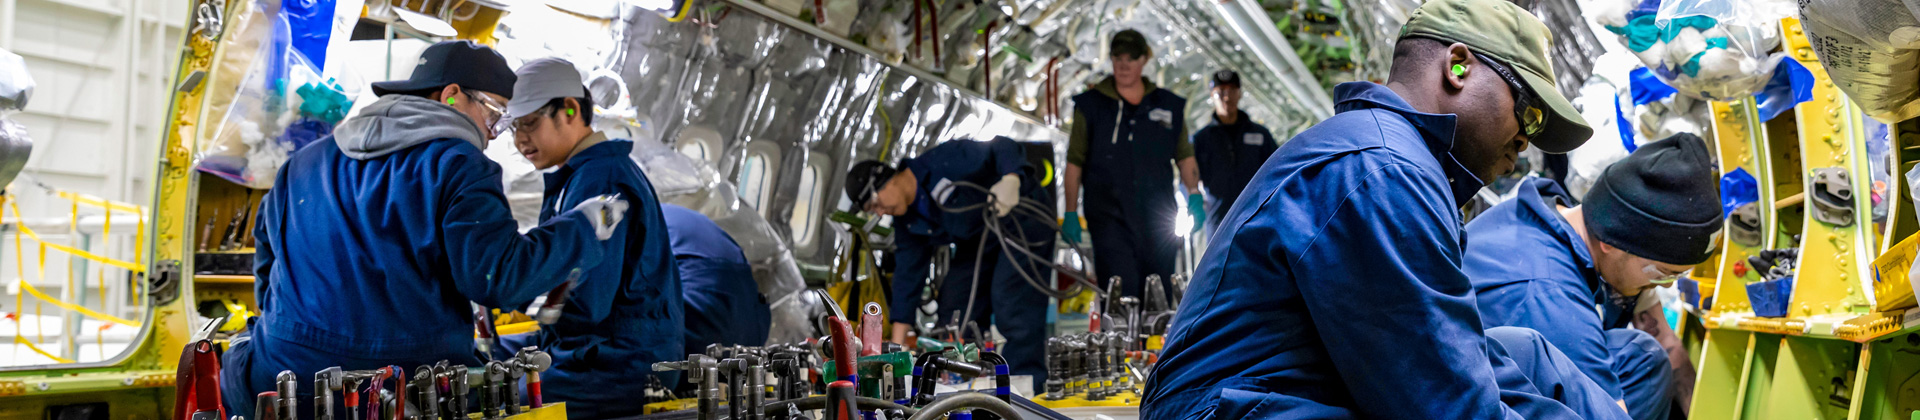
649, 300, 1026, 420
198, 190, 261, 252
1043, 274, 1182, 402
241, 348, 553, 420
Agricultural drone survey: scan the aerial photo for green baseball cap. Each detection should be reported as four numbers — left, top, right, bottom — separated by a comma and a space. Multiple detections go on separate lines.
1110, 29, 1151, 58
1400, 0, 1592, 154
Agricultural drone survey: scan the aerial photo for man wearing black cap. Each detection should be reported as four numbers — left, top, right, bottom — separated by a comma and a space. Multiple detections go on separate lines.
222, 41, 627, 417
1143, 0, 1632, 418
1061, 29, 1201, 301
1465, 134, 1721, 420
844, 136, 1055, 386
1190, 69, 1277, 235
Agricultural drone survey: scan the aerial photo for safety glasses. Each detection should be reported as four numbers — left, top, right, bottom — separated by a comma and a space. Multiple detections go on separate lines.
1473, 53, 1545, 139
1643, 264, 1689, 286
468, 91, 511, 137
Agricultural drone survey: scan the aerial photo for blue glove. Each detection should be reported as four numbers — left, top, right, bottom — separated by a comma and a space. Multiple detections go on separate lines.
1062, 211, 1083, 244
1188, 193, 1206, 233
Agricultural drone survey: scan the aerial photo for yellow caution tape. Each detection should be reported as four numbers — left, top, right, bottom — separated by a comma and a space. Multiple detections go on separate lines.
16, 281, 139, 327
15, 336, 75, 364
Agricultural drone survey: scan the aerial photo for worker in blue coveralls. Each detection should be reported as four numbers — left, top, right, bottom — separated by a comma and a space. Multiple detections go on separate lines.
499, 58, 683, 419
1141, 0, 1636, 418
1060, 29, 1202, 300
845, 136, 1054, 385
1466, 133, 1721, 420
661, 203, 772, 357
1190, 69, 1277, 235
223, 42, 629, 417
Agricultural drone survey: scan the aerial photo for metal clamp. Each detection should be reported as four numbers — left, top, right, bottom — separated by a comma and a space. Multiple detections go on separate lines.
1809, 167, 1855, 227
1727, 203, 1763, 247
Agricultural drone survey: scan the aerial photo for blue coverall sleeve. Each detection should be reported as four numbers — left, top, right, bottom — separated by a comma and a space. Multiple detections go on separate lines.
544, 174, 632, 325
1517, 279, 1625, 401
439, 159, 608, 310
1294, 164, 1555, 420
890, 232, 934, 325
252, 189, 278, 310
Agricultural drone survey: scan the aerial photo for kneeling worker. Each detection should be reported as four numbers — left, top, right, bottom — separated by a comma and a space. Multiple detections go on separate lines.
1142, 0, 1630, 418
224, 41, 625, 417
1465, 134, 1719, 420
505, 58, 684, 418
662, 203, 772, 355
845, 136, 1054, 385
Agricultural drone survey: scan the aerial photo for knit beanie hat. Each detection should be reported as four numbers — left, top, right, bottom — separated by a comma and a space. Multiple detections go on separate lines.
1582, 133, 1724, 265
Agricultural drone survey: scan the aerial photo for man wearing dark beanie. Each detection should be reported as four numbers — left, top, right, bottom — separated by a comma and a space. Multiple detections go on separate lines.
1463, 133, 1723, 420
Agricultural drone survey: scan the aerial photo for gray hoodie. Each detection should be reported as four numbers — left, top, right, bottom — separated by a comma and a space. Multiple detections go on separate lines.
334, 95, 487, 160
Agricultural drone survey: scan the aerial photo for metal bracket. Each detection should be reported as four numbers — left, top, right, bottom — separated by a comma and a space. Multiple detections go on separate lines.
1727, 202, 1763, 248
148, 260, 182, 306
190, 0, 223, 41
1809, 167, 1855, 227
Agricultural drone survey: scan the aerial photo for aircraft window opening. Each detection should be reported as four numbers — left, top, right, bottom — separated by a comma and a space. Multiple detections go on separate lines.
679, 141, 709, 163
790, 165, 821, 247
739, 153, 774, 218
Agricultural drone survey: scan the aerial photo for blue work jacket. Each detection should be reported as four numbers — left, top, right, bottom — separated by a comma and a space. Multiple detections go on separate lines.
1465, 177, 1636, 402
250, 135, 606, 374
1142, 83, 1584, 419
663, 203, 771, 356
889, 136, 1034, 324
1192, 110, 1278, 226
530, 139, 684, 417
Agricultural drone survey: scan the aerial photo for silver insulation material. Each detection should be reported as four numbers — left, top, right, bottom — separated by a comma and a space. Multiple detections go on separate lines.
490, 0, 1347, 339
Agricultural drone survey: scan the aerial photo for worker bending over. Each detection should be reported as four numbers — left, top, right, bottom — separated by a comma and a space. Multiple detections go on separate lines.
845, 136, 1054, 385
1190, 69, 1277, 235
502, 58, 683, 418
662, 203, 771, 356
1466, 134, 1720, 420
1142, 0, 1630, 418
1061, 29, 1201, 299
223, 42, 626, 416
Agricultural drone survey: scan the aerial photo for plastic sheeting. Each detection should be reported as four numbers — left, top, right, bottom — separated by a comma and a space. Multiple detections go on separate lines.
1797, 0, 1920, 123
0, 48, 29, 193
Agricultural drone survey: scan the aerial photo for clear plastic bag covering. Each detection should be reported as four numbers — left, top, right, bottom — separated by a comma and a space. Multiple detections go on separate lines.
0, 49, 30, 193
196, 2, 354, 189
1595, 0, 1789, 101
0, 118, 29, 192
1797, 0, 1920, 122
628, 136, 821, 344
0, 49, 31, 112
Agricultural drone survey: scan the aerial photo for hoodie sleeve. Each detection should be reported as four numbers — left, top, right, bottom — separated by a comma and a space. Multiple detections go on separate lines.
439, 153, 608, 309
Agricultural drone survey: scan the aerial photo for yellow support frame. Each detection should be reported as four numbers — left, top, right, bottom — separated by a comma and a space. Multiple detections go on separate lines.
1782, 17, 1879, 321
1708, 99, 1774, 321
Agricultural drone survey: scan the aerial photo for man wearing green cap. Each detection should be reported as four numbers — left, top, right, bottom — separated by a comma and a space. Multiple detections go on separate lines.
1060, 28, 1202, 301
1143, 0, 1629, 418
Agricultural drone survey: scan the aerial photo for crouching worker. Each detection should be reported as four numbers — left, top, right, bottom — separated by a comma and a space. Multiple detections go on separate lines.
1466, 134, 1721, 420
845, 136, 1056, 386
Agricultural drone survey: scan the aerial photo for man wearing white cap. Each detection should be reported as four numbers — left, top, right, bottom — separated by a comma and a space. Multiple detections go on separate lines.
501, 57, 684, 418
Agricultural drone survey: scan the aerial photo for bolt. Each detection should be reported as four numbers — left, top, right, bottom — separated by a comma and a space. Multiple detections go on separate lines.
37, 382, 49, 391
124, 377, 136, 386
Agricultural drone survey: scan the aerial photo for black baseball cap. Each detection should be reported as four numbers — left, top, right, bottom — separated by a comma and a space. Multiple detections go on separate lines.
1110, 29, 1151, 58
371, 41, 517, 99
845, 160, 899, 209
1210, 70, 1240, 88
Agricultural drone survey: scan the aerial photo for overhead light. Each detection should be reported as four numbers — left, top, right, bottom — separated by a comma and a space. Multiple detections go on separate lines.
628, 0, 691, 22
393, 8, 459, 38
